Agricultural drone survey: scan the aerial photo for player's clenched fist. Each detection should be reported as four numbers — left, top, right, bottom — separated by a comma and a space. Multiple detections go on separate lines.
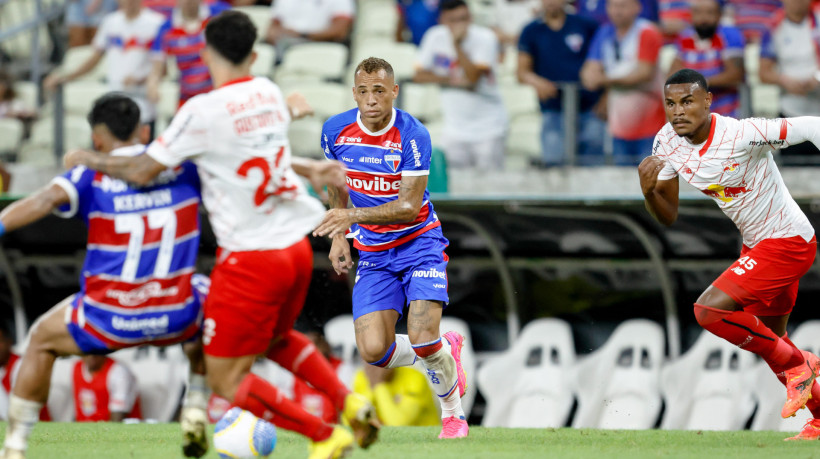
328, 235, 353, 275
638, 155, 665, 196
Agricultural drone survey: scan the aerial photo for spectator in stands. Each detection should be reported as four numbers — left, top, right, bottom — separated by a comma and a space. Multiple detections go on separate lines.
659, 0, 691, 39
580, 0, 666, 165
759, 0, 820, 158
66, 0, 119, 47
353, 362, 439, 427
44, 0, 165, 138
726, 0, 782, 43
0, 71, 36, 132
72, 355, 141, 422
397, 0, 440, 45
670, 0, 745, 116
414, 0, 508, 170
574, 0, 659, 25
518, 0, 604, 166
493, 0, 542, 48
265, 0, 355, 57
147, 0, 230, 108
0, 323, 18, 420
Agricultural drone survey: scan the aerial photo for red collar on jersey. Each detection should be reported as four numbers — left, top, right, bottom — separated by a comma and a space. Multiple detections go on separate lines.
219, 75, 254, 88
698, 114, 717, 157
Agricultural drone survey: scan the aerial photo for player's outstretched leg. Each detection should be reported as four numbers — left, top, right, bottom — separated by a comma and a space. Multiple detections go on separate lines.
267, 329, 380, 448
3, 297, 81, 459
407, 301, 468, 439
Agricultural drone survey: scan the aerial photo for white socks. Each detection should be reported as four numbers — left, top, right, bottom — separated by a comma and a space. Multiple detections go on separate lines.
383, 334, 418, 368
183, 373, 210, 410
417, 343, 464, 419
4, 395, 41, 452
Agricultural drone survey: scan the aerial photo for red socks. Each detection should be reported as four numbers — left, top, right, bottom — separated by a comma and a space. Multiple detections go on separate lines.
693, 303, 804, 369
234, 373, 333, 442
266, 330, 349, 413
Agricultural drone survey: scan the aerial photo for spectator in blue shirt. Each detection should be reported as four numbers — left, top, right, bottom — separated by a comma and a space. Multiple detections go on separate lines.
518, 0, 604, 166
397, 0, 441, 45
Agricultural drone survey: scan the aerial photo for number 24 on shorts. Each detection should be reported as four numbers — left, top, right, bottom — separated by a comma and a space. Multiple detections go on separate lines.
731, 256, 757, 276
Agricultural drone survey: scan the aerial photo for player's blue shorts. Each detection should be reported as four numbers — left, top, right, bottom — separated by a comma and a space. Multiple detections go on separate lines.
67, 274, 209, 354
352, 235, 450, 321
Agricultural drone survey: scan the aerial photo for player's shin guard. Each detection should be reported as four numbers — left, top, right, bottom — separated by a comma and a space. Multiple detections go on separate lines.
693, 303, 804, 369
412, 338, 464, 419
266, 330, 349, 413
3, 395, 41, 453
233, 373, 334, 442
370, 334, 417, 369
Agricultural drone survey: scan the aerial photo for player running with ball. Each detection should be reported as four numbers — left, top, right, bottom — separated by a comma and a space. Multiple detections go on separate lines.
315, 57, 469, 439
641, 68, 820, 439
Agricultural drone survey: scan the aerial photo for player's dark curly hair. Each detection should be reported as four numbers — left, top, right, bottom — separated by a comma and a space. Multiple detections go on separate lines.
665, 69, 709, 92
440, 0, 468, 12
354, 57, 395, 79
205, 10, 256, 65
87, 93, 140, 141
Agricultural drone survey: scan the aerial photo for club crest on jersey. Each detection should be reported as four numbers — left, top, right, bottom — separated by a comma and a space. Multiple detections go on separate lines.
385, 153, 401, 172
722, 159, 740, 175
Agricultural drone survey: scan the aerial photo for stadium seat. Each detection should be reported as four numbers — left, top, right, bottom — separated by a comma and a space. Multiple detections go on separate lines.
155, 80, 181, 132
354, 1, 399, 39
251, 43, 277, 78
572, 319, 665, 429
477, 318, 576, 428
14, 80, 39, 109
399, 83, 442, 122
0, 0, 51, 61
351, 42, 418, 83
498, 48, 518, 84
660, 331, 756, 430
659, 44, 678, 75
279, 82, 354, 121
438, 316, 477, 417
234, 5, 272, 43
505, 113, 541, 169
57, 45, 108, 82
0, 118, 24, 155
16, 144, 56, 167
275, 43, 349, 82
122, 345, 187, 422
63, 80, 109, 116
500, 83, 540, 121
288, 117, 324, 158
751, 320, 820, 432
744, 42, 780, 117
324, 314, 360, 367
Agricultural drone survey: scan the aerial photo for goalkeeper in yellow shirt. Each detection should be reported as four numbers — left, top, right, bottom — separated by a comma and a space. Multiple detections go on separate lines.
353, 364, 440, 426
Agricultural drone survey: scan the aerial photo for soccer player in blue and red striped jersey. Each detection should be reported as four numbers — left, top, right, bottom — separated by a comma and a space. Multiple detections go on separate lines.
148, 0, 229, 108
315, 57, 469, 440
670, 0, 745, 116
0, 94, 210, 459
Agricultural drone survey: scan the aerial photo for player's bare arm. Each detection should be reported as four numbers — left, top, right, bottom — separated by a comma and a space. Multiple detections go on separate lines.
638, 156, 679, 226
284, 92, 314, 120
325, 184, 353, 275
290, 157, 346, 201
706, 57, 744, 89
580, 60, 607, 91
0, 183, 70, 232
314, 174, 426, 239
606, 60, 656, 88
63, 148, 166, 186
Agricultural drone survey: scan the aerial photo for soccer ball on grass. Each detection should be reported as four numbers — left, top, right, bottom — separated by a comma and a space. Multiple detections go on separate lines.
214, 407, 277, 458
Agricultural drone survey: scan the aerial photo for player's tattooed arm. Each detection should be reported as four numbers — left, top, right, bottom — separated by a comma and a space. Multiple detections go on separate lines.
313, 175, 426, 238
63, 149, 166, 186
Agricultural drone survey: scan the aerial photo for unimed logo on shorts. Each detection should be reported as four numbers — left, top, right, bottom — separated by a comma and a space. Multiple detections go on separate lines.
412, 268, 445, 279
111, 315, 170, 332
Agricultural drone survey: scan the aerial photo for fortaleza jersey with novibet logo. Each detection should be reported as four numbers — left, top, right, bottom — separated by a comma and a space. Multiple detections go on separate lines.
51, 144, 203, 348
322, 107, 444, 251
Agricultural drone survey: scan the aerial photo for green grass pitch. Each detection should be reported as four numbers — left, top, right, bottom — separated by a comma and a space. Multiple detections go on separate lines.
1, 422, 818, 458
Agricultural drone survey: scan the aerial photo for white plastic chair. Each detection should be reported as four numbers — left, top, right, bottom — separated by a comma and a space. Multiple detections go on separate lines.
324, 315, 359, 367
57, 45, 108, 82
400, 83, 442, 122
505, 113, 541, 168
234, 5, 273, 43
125, 345, 187, 421
63, 80, 109, 116
251, 43, 277, 78
573, 319, 665, 429
500, 83, 540, 121
275, 43, 349, 82
477, 318, 576, 427
437, 316, 477, 417
751, 321, 820, 432
661, 331, 757, 430
0, 118, 24, 154
280, 82, 354, 121
351, 42, 418, 82
288, 117, 324, 158
354, 2, 398, 38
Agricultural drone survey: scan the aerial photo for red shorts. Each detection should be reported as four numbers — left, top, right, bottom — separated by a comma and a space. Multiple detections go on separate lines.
713, 235, 816, 316
203, 237, 313, 357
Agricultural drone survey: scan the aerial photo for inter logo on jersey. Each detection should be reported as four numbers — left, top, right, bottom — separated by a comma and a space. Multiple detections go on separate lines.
385, 153, 401, 173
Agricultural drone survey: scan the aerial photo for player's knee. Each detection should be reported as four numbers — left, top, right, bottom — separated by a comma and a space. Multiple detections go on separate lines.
359, 340, 392, 365
694, 302, 730, 328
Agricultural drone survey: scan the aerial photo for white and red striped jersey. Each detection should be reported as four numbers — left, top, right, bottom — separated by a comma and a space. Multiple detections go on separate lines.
322, 108, 443, 251
653, 114, 816, 247
147, 76, 325, 252
72, 357, 141, 422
